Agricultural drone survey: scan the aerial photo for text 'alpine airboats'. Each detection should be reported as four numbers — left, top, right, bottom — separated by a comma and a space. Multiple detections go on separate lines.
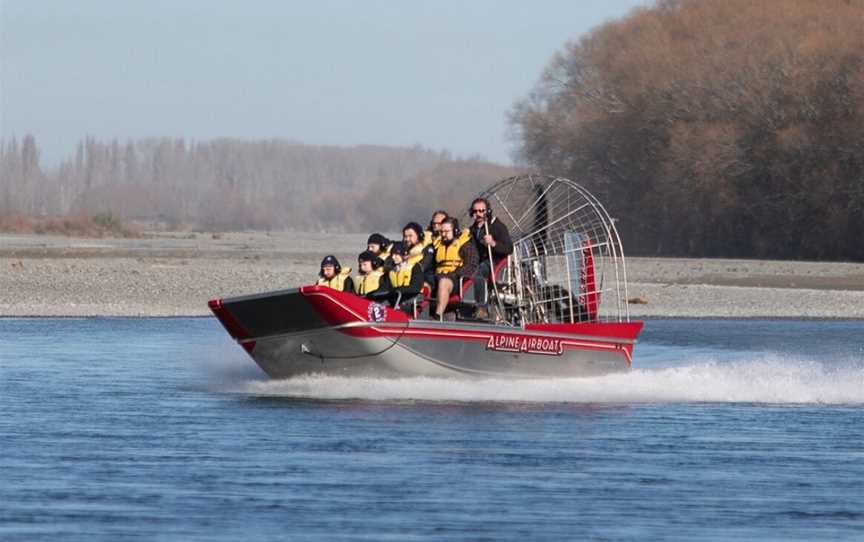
210, 175, 644, 379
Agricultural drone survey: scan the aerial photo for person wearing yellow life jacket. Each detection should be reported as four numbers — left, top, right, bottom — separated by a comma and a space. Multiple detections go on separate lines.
367, 233, 394, 273
424, 210, 448, 248
367, 233, 392, 260
433, 217, 478, 320
316, 255, 354, 293
385, 242, 424, 314
355, 250, 389, 300
402, 222, 436, 286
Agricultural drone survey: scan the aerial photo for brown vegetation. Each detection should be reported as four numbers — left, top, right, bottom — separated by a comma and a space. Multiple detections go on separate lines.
358, 161, 519, 231
511, 0, 864, 261
0, 212, 140, 238
0, 137, 513, 233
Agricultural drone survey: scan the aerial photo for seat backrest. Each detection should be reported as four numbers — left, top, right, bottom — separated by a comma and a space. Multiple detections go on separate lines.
412, 283, 433, 318
450, 256, 509, 303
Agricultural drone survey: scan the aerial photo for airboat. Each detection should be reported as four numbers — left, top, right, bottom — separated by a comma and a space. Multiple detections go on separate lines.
209, 174, 643, 379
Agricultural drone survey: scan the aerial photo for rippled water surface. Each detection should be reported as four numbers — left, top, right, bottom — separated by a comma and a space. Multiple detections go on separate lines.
2, 317, 863, 540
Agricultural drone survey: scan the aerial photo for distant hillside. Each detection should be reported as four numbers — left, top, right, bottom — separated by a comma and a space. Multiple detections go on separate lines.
511, 0, 864, 261
0, 136, 515, 231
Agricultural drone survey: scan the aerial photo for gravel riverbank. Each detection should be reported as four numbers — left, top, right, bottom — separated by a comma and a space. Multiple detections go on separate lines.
2, 232, 863, 318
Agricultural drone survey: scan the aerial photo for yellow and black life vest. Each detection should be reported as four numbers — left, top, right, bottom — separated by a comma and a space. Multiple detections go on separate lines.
316, 267, 352, 291
431, 228, 468, 251
406, 243, 425, 267
435, 231, 471, 274
356, 269, 384, 296
422, 230, 434, 247
388, 264, 414, 288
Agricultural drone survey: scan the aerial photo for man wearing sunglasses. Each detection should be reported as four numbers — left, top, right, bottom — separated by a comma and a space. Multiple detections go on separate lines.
468, 197, 513, 319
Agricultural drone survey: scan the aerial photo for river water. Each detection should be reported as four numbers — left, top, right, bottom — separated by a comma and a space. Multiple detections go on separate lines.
2, 318, 863, 540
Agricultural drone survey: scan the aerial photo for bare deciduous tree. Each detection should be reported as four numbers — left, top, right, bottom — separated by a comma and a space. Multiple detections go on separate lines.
511, 0, 864, 260
0, 136, 514, 232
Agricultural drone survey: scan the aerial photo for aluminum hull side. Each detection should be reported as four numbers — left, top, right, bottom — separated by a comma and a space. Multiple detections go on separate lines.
396, 334, 629, 378
247, 330, 457, 379
242, 325, 631, 379
210, 286, 641, 380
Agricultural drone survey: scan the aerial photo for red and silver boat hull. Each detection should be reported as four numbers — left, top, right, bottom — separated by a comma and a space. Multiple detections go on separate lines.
209, 286, 643, 379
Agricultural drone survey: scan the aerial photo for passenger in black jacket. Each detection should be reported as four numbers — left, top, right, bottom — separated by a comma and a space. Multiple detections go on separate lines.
402, 222, 436, 286
468, 197, 513, 318
355, 250, 390, 301
385, 242, 424, 314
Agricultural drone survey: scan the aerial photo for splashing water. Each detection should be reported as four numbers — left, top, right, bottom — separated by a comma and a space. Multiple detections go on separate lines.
229, 356, 864, 405
5, 318, 864, 540
211, 319, 864, 405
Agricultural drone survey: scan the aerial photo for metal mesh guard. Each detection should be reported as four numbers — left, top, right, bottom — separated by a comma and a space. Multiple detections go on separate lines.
476, 174, 630, 325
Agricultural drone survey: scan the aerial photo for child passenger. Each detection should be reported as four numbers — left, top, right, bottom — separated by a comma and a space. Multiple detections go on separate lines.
355, 250, 389, 300
386, 242, 423, 314
316, 255, 354, 293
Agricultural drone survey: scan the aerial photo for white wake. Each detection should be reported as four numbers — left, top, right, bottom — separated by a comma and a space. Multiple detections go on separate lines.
227, 356, 864, 405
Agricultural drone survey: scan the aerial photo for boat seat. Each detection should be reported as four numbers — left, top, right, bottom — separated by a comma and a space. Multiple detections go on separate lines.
414, 257, 509, 319
447, 256, 509, 306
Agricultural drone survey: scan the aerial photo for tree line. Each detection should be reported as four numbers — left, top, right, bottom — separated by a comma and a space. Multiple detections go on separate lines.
511, 0, 864, 261
0, 136, 513, 232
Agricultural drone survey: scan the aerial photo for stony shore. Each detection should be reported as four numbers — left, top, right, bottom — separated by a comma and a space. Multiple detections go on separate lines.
2, 232, 863, 318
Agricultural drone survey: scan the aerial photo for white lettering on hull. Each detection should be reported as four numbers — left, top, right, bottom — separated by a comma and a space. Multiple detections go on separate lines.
485, 334, 563, 356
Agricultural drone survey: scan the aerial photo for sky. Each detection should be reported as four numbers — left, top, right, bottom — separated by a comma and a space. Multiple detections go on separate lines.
0, 0, 646, 166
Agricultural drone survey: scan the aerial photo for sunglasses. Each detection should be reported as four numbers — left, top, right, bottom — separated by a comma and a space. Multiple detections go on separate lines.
471, 208, 487, 215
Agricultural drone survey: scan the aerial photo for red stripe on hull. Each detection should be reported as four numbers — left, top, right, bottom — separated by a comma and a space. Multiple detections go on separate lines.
208, 297, 252, 340
296, 286, 641, 363
526, 321, 643, 341
301, 286, 409, 327
212, 286, 640, 367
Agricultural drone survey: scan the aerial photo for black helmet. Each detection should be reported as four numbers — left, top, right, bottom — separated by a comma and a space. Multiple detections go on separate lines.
319, 254, 341, 276
390, 241, 409, 256
358, 250, 376, 263
367, 233, 389, 248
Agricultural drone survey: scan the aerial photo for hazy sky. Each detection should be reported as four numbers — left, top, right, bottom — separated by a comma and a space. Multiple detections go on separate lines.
1, 0, 646, 166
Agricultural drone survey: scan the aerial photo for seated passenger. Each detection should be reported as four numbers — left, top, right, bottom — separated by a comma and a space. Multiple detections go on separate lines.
425, 210, 448, 247
468, 197, 513, 319
386, 242, 424, 313
316, 255, 354, 293
367, 233, 393, 272
367, 233, 392, 260
355, 250, 389, 300
402, 222, 435, 286
433, 217, 478, 320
